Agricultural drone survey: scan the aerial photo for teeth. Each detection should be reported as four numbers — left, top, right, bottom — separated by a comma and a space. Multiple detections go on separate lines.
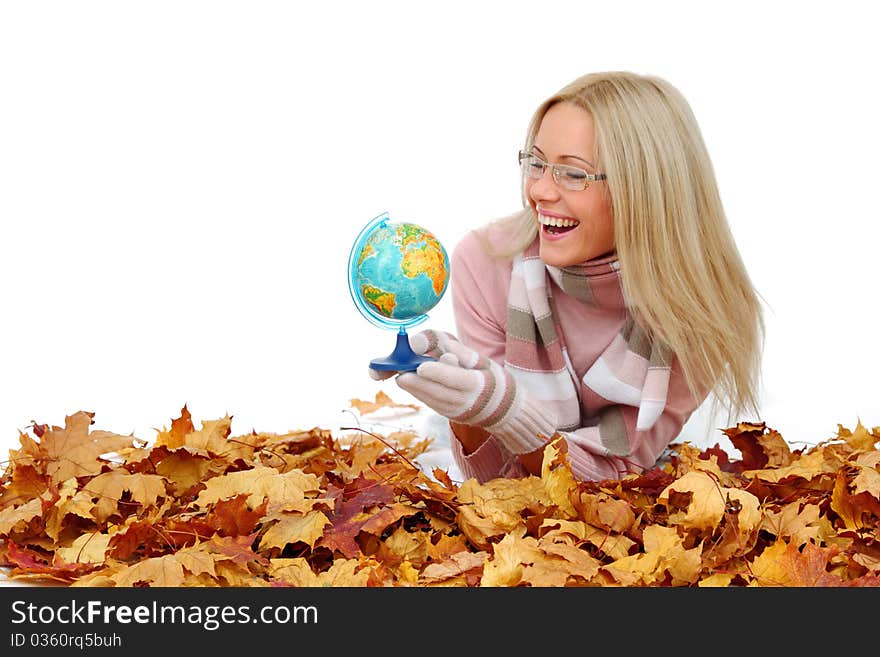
539, 213, 579, 228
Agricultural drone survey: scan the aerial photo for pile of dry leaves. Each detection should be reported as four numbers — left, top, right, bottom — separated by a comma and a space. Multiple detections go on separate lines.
1, 393, 879, 587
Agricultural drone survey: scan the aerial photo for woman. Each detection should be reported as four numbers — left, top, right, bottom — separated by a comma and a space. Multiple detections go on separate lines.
375, 70, 765, 483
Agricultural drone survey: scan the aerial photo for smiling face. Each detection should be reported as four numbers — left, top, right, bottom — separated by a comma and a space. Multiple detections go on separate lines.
525, 101, 615, 267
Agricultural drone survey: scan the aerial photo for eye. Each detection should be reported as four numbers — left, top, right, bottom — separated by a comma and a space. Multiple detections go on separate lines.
562, 167, 587, 182
524, 157, 545, 175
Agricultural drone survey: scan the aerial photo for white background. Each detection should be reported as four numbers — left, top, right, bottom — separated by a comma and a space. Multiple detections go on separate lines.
1, 0, 879, 469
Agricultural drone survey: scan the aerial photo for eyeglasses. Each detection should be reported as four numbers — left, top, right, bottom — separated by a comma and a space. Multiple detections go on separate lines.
518, 150, 607, 191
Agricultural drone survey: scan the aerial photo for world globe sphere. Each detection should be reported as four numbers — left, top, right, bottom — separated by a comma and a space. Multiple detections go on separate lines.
348, 212, 450, 371
350, 218, 449, 326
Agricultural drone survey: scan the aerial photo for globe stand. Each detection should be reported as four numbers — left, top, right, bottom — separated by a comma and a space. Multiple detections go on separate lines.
369, 326, 434, 372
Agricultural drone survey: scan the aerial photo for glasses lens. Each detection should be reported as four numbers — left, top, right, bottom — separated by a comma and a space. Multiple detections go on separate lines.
520, 153, 544, 180
557, 165, 589, 191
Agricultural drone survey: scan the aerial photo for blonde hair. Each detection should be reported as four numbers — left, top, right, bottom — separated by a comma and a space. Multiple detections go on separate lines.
485, 71, 765, 421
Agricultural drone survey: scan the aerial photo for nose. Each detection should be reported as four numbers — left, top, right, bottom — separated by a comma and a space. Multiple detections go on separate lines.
526, 169, 561, 205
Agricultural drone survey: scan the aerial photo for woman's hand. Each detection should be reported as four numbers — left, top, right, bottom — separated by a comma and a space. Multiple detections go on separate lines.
394, 335, 557, 456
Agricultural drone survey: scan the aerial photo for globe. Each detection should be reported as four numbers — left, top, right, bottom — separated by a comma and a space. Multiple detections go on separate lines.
348, 211, 450, 371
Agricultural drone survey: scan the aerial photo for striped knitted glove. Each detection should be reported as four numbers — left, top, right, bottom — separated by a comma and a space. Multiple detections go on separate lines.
395, 335, 557, 455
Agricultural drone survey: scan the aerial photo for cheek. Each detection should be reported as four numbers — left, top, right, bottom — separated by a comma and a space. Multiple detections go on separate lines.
574, 195, 612, 229
577, 198, 615, 248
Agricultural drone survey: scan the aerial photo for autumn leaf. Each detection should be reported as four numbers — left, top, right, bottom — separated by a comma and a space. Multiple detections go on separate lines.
350, 390, 420, 415
659, 470, 761, 534
3, 402, 880, 587
258, 510, 330, 552
36, 411, 136, 483
193, 465, 320, 511
82, 470, 168, 523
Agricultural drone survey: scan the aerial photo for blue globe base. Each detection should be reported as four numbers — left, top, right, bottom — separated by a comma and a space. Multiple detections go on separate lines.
369, 328, 435, 372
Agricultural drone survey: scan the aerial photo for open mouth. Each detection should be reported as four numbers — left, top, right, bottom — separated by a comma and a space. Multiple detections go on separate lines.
539, 213, 580, 236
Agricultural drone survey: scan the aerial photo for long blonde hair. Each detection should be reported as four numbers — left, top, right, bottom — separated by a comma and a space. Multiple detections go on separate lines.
486, 71, 765, 421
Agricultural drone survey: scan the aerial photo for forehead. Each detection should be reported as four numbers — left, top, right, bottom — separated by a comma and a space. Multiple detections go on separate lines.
534, 101, 596, 154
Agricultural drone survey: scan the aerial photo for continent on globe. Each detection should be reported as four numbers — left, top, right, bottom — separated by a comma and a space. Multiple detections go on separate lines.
354, 222, 450, 321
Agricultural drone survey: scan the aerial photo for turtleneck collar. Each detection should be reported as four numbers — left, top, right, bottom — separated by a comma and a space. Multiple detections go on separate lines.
545, 251, 626, 310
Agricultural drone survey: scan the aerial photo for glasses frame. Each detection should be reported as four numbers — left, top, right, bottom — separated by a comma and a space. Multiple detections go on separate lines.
518, 149, 607, 191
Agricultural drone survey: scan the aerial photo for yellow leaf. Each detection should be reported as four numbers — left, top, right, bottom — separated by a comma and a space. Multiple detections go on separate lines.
55, 532, 111, 565
316, 558, 372, 586
83, 471, 167, 523
699, 573, 735, 587
268, 558, 319, 586
659, 470, 761, 533
747, 540, 792, 586
836, 420, 880, 452
173, 545, 217, 579
112, 554, 186, 587
421, 551, 487, 584
39, 411, 135, 483
0, 496, 43, 535
350, 390, 420, 415
397, 560, 419, 585
852, 451, 880, 498
743, 449, 837, 483
194, 465, 320, 511
760, 503, 831, 546
480, 529, 541, 587
259, 511, 330, 551
540, 438, 579, 518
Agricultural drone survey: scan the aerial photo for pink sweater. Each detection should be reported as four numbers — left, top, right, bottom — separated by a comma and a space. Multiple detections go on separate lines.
447, 228, 703, 483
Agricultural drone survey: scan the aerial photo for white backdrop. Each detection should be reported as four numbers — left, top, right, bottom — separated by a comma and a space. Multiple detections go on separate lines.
1, 0, 878, 464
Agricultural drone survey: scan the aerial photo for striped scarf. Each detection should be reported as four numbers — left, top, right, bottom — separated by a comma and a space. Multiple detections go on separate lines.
505, 240, 673, 457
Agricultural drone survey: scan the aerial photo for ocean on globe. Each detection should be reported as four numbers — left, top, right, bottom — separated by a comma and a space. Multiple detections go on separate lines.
354, 222, 450, 322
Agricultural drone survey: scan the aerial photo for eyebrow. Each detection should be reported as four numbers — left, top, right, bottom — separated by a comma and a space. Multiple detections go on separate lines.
532, 145, 596, 169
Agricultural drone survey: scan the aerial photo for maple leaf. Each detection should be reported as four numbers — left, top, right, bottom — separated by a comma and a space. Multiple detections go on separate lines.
540, 538, 601, 582
268, 556, 373, 586
760, 502, 832, 547
81, 471, 168, 523
539, 518, 635, 561
111, 553, 188, 587
480, 528, 541, 587
0, 462, 48, 510
603, 525, 702, 586
44, 478, 95, 541
6, 404, 880, 588
349, 390, 420, 415
578, 492, 636, 534
835, 420, 880, 451
194, 465, 321, 512
316, 478, 397, 557
851, 451, 880, 498
540, 437, 579, 518
258, 510, 330, 552
830, 471, 880, 532
421, 551, 488, 585
659, 470, 761, 534
0, 495, 45, 536
205, 494, 268, 537
375, 524, 429, 567
723, 421, 793, 469
150, 448, 215, 497
743, 449, 839, 483
37, 411, 136, 484
748, 539, 847, 586
55, 531, 112, 565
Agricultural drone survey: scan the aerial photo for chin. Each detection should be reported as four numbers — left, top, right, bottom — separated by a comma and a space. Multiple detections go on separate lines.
538, 242, 579, 268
